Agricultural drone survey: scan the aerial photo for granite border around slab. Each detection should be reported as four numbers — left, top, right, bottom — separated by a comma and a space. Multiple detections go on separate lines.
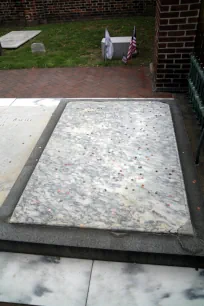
0, 98, 203, 268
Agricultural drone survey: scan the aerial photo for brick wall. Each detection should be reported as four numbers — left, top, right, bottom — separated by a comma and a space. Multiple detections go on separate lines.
0, 0, 25, 25
154, 0, 201, 92
0, 0, 155, 25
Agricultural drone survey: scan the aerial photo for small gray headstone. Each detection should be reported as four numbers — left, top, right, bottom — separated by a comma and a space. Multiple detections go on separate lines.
101, 37, 131, 59
31, 43, 46, 53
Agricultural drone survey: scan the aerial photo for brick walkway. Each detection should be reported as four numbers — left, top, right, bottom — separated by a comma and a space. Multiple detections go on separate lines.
0, 66, 172, 98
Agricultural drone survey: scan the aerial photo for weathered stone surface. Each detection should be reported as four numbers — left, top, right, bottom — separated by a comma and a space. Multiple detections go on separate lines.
31, 42, 46, 53
11, 100, 192, 235
0, 98, 60, 207
101, 37, 131, 59
0, 31, 41, 49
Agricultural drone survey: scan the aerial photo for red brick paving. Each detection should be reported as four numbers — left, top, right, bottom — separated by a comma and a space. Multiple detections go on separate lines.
0, 66, 172, 98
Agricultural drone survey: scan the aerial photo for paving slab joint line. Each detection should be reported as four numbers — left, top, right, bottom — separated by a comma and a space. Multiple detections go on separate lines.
0, 99, 68, 220
85, 260, 94, 306
10, 98, 17, 106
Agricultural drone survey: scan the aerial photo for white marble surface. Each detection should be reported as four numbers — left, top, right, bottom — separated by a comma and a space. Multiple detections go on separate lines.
101, 37, 131, 43
0, 99, 60, 207
0, 252, 203, 306
0, 31, 41, 49
0, 98, 16, 106
11, 101, 192, 234
12, 98, 61, 107
87, 261, 204, 306
0, 252, 92, 306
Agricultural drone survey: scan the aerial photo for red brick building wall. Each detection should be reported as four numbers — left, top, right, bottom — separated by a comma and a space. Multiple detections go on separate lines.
0, 0, 155, 25
154, 0, 201, 92
0, 0, 25, 25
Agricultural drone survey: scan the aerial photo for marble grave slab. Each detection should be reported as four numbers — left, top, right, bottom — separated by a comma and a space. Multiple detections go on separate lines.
0, 252, 203, 306
10, 101, 193, 234
0, 31, 41, 49
0, 98, 16, 106
87, 261, 204, 306
0, 99, 60, 207
0, 252, 92, 306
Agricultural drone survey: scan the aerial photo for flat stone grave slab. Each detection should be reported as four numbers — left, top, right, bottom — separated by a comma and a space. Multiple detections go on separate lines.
101, 37, 131, 59
10, 101, 193, 235
0, 98, 60, 207
0, 31, 41, 49
87, 261, 204, 306
0, 252, 203, 306
0, 252, 92, 306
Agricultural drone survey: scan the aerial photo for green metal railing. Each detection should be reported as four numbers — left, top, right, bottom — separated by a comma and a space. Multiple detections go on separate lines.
188, 54, 204, 164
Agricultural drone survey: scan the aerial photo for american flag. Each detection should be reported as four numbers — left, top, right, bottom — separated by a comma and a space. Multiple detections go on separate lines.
122, 26, 137, 64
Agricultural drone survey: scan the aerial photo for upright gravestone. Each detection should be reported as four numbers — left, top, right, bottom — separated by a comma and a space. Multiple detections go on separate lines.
101, 37, 131, 59
31, 43, 46, 54
0, 43, 2, 56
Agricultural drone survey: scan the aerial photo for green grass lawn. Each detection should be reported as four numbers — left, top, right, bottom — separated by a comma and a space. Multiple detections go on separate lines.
0, 17, 155, 69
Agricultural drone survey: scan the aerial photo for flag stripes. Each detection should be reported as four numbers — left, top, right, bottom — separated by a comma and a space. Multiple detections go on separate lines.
122, 26, 137, 64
